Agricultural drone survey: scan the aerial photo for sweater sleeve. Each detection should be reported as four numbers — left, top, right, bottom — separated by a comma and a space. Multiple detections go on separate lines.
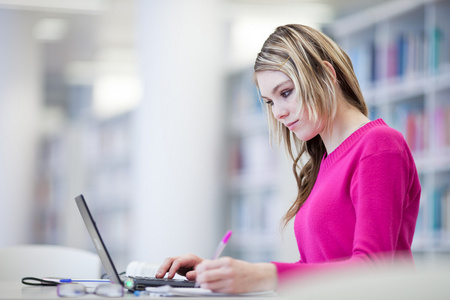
350, 150, 412, 260
272, 147, 417, 283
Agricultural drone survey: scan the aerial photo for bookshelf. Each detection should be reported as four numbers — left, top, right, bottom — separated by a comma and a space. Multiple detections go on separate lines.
32, 83, 134, 270
326, 0, 450, 257
224, 68, 284, 262
223, 64, 301, 263
224, 0, 450, 263
82, 111, 134, 269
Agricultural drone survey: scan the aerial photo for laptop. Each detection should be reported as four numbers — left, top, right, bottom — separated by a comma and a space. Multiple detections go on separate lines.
75, 194, 197, 291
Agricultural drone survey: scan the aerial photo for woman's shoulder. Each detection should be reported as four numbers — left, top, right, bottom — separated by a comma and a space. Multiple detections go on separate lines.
358, 119, 409, 153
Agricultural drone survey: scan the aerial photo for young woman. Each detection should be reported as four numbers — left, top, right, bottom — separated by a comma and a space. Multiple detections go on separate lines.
155, 24, 421, 294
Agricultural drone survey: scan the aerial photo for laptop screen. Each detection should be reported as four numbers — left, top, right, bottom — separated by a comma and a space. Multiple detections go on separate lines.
75, 194, 122, 285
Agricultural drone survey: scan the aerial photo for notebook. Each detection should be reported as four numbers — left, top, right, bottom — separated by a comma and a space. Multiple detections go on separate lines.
75, 194, 197, 291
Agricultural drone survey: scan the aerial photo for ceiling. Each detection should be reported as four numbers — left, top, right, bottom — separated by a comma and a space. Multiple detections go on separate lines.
0, 0, 393, 112
0, 0, 393, 70
0, 0, 392, 19
225, 0, 392, 17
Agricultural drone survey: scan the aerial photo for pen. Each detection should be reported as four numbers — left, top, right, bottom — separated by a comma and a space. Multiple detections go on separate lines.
211, 230, 232, 260
43, 278, 110, 283
59, 279, 110, 283
194, 230, 233, 288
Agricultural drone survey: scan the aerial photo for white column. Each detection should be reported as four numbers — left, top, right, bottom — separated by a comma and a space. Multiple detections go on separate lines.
130, 0, 224, 262
0, 10, 41, 246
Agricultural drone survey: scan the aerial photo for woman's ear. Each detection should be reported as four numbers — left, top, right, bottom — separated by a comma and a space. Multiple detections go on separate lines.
322, 61, 337, 84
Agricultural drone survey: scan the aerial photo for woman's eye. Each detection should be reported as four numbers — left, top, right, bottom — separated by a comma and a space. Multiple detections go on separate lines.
265, 100, 274, 106
281, 90, 292, 98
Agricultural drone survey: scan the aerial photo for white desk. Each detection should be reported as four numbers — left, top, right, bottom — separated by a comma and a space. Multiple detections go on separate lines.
0, 280, 55, 299
0, 281, 275, 299
0, 281, 101, 299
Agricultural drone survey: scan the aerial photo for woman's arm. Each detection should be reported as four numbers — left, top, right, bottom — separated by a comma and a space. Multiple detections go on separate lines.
195, 258, 277, 294
156, 254, 277, 294
273, 147, 419, 282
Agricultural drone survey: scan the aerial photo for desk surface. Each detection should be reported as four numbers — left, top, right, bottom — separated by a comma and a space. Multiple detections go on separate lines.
0, 281, 95, 299
0, 281, 275, 299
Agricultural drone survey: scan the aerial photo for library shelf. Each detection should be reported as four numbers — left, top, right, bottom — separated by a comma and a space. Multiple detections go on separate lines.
224, 0, 450, 262
327, 0, 450, 255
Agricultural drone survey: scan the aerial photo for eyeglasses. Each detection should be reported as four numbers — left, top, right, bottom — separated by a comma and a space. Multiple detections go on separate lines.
57, 283, 124, 298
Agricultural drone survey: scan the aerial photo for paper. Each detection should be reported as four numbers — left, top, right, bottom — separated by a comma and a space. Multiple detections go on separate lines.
144, 285, 276, 297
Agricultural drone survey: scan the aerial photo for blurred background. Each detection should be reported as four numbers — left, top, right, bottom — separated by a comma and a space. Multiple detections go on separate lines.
0, 0, 449, 274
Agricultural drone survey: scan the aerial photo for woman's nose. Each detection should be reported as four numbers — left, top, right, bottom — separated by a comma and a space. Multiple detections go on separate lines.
272, 104, 288, 121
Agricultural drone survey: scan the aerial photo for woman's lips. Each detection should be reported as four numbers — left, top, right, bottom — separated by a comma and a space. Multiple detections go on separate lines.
286, 120, 299, 130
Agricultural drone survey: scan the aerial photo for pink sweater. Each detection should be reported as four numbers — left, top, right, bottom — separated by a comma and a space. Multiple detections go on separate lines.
273, 119, 421, 281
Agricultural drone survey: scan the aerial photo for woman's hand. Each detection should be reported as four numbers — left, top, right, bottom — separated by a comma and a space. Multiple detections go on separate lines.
195, 257, 277, 294
155, 253, 204, 281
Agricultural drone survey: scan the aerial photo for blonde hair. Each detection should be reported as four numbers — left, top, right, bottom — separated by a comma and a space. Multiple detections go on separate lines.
254, 24, 368, 226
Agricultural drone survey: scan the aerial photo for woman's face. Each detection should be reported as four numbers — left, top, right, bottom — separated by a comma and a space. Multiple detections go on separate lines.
256, 70, 323, 141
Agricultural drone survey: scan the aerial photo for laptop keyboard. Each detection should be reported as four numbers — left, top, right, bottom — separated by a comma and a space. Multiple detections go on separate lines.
131, 276, 189, 282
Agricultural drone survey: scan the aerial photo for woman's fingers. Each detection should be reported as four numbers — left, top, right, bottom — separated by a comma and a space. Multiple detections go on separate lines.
155, 256, 180, 278
195, 257, 240, 293
156, 254, 203, 279
200, 277, 234, 293
185, 270, 198, 281
194, 258, 277, 294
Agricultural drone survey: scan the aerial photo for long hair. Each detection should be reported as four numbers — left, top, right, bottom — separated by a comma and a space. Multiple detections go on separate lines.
253, 24, 368, 226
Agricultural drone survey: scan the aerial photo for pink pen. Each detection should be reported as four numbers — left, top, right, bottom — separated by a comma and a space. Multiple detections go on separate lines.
212, 230, 232, 259
195, 230, 233, 288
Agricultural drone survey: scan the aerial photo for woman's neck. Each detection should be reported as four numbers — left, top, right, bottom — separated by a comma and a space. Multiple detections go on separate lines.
320, 98, 370, 155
